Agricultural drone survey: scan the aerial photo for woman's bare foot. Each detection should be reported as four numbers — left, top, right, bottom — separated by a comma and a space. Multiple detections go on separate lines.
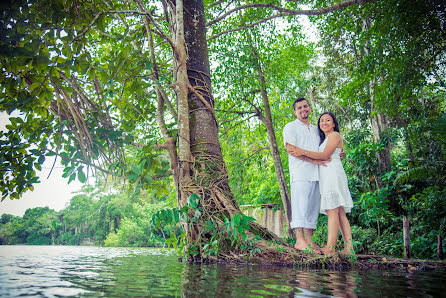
340, 248, 355, 256
321, 246, 336, 256
309, 242, 323, 255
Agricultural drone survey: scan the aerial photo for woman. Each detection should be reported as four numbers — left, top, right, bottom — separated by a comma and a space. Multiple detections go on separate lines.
293, 112, 354, 255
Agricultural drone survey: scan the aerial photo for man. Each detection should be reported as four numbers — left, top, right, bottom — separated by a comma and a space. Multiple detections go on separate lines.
283, 97, 326, 253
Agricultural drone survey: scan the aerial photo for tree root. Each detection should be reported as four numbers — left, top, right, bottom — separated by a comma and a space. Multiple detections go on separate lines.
207, 248, 446, 272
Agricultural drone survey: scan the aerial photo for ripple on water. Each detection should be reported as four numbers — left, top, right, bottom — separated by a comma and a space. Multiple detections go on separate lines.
0, 245, 179, 297
1, 246, 445, 297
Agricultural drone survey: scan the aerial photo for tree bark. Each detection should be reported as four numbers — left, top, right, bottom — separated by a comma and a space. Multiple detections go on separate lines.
184, 1, 222, 159
370, 104, 391, 172
174, 0, 193, 208
249, 43, 292, 236
183, 0, 235, 203
170, 0, 239, 259
403, 216, 410, 259
362, 19, 391, 176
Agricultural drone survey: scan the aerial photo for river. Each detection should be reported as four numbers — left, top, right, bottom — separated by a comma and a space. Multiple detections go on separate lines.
0, 245, 444, 297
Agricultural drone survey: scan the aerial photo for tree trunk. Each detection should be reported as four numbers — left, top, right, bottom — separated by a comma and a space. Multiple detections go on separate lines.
173, 0, 239, 259
249, 43, 292, 237
261, 102, 292, 237
362, 19, 391, 176
403, 216, 410, 259
370, 101, 396, 210
370, 104, 391, 173
169, 0, 283, 260
182, 0, 238, 209
173, 0, 193, 209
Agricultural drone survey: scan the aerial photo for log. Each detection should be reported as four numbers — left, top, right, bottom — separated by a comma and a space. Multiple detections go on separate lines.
403, 216, 410, 259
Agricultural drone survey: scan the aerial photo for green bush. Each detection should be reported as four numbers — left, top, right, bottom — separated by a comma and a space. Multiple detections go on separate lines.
26, 234, 52, 245
58, 232, 82, 245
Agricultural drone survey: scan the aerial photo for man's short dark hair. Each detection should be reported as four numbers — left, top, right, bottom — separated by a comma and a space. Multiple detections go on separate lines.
293, 97, 309, 110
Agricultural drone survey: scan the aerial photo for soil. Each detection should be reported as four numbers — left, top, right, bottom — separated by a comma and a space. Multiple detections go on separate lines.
210, 249, 446, 272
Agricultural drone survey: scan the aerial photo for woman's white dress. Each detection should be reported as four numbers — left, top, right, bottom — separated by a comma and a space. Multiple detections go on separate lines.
318, 137, 354, 214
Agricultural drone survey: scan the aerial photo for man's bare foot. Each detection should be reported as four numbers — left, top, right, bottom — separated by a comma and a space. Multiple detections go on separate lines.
321, 246, 336, 256
294, 239, 310, 251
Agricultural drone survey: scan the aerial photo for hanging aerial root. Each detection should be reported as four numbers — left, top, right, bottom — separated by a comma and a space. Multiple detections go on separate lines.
48, 73, 124, 169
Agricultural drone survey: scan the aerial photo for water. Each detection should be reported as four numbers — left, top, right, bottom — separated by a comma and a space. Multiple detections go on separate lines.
0, 246, 445, 297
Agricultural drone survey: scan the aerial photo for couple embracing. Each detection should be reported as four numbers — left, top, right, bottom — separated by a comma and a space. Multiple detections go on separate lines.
283, 97, 354, 256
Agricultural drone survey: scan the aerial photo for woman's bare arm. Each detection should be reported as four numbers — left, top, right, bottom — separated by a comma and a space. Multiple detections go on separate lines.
286, 143, 331, 165
292, 132, 342, 160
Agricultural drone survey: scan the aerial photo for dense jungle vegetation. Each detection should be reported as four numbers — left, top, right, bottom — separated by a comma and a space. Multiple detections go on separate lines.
0, 0, 445, 261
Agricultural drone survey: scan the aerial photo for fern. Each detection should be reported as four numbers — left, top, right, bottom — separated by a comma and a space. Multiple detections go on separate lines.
394, 162, 446, 185
430, 113, 446, 140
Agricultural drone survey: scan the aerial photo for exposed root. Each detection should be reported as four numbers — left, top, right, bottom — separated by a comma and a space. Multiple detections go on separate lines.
200, 248, 446, 272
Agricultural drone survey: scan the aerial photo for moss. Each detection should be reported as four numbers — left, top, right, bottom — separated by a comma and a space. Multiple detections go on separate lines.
191, 137, 206, 155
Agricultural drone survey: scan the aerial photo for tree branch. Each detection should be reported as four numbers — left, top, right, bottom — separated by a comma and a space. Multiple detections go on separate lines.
207, 3, 301, 26
75, 9, 174, 48
134, 0, 172, 138
45, 149, 112, 175
210, 0, 236, 21
215, 109, 257, 116
210, 0, 232, 7
209, 12, 292, 40
241, 146, 269, 163
222, 114, 258, 135
208, 0, 376, 40
215, 89, 260, 119
239, 90, 264, 121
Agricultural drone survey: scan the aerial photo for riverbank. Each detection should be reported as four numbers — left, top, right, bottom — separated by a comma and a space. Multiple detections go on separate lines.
4, 243, 445, 272
199, 246, 446, 272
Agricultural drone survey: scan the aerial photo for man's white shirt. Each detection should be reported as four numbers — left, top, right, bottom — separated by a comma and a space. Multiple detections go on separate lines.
283, 119, 320, 182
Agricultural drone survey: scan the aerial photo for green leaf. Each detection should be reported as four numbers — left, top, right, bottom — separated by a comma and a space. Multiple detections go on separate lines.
188, 193, 200, 209
127, 173, 138, 180
131, 164, 141, 175
144, 175, 153, 185
77, 168, 86, 183
68, 172, 76, 184
194, 209, 201, 219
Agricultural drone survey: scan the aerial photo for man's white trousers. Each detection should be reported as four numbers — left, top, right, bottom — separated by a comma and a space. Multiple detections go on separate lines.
290, 180, 320, 230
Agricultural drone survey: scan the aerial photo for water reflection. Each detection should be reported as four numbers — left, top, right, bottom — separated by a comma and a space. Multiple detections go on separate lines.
182, 264, 298, 296
0, 246, 445, 297
182, 264, 362, 297
60, 247, 184, 297
291, 271, 359, 297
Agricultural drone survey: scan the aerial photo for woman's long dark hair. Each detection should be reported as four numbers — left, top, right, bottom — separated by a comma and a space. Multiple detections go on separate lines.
317, 112, 340, 145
